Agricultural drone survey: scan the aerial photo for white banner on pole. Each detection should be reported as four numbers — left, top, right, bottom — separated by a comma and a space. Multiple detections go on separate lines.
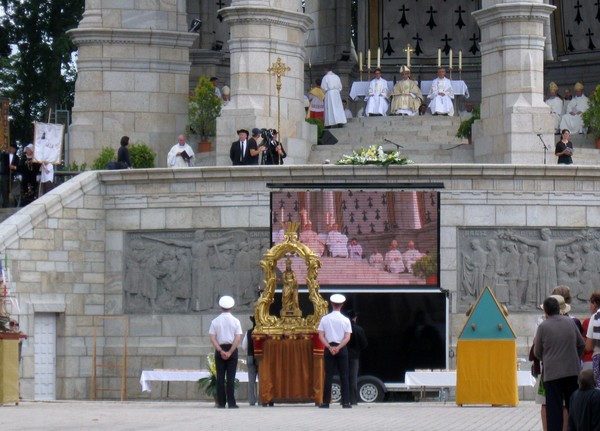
33, 122, 64, 164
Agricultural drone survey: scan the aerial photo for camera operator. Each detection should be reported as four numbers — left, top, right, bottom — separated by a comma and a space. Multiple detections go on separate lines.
261, 129, 287, 165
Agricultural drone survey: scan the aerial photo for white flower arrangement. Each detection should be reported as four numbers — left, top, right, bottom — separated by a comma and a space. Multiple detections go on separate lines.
335, 145, 414, 166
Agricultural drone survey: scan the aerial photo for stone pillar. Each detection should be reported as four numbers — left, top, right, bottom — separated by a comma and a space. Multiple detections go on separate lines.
216, 1, 316, 166
67, 1, 197, 167
472, 1, 556, 164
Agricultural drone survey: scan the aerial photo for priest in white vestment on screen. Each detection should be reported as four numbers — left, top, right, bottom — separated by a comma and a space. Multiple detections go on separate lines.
365, 68, 389, 116
427, 67, 454, 116
325, 224, 349, 258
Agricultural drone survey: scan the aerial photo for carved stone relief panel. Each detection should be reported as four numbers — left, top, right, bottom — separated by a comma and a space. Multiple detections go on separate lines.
457, 228, 599, 312
123, 229, 270, 314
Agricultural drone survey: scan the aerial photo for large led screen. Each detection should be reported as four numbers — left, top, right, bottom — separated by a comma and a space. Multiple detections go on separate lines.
271, 191, 439, 288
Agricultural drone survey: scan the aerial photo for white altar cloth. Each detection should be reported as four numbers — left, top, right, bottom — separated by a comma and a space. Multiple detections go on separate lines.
349, 80, 469, 101
140, 369, 249, 392
404, 370, 534, 388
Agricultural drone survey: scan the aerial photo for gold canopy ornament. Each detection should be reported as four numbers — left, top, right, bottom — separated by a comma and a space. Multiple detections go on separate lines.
254, 222, 328, 335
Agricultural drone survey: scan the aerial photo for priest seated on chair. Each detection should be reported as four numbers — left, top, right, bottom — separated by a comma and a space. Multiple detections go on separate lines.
427, 67, 454, 116
365, 68, 390, 117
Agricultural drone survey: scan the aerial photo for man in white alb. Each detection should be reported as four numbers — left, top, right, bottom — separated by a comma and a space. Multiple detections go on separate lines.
365, 68, 389, 116
167, 134, 195, 167
326, 223, 349, 258
545, 82, 563, 134
428, 67, 454, 116
560, 82, 589, 134
385, 240, 405, 273
402, 241, 423, 274
321, 67, 347, 128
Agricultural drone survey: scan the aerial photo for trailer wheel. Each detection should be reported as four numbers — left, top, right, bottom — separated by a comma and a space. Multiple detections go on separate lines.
331, 377, 342, 403
358, 376, 385, 403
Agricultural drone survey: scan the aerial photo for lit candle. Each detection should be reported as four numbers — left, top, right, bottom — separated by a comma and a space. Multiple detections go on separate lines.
359, 51, 363, 72
437, 49, 441, 68
377, 48, 381, 68
459, 49, 462, 70
407, 46, 411, 68
449, 49, 453, 69
367, 49, 371, 70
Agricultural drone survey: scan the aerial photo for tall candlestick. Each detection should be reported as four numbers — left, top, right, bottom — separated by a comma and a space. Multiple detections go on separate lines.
437, 49, 441, 68
359, 51, 363, 72
367, 49, 371, 70
449, 49, 453, 69
459, 49, 463, 70
377, 48, 381, 68
407, 50, 411, 68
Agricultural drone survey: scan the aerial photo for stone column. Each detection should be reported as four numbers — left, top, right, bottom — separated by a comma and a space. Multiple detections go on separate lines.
216, 1, 316, 166
472, 1, 556, 164
67, 1, 197, 167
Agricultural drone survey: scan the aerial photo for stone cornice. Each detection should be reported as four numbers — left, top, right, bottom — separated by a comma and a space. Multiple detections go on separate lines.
67, 28, 197, 49
472, 3, 556, 27
96, 164, 600, 193
219, 6, 313, 33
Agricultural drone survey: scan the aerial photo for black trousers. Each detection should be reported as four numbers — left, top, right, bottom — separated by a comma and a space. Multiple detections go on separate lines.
544, 375, 578, 431
215, 344, 238, 407
323, 344, 350, 405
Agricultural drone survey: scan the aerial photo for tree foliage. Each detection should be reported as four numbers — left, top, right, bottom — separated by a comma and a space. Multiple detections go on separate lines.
0, 1, 84, 144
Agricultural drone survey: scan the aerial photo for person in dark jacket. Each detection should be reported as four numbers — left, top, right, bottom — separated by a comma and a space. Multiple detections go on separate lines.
117, 136, 131, 169
346, 310, 368, 405
567, 369, 600, 431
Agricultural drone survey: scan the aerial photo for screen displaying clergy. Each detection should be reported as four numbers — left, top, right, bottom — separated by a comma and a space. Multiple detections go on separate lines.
390, 66, 423, 117
365, 68, 390, 117
271, 191, 439, 287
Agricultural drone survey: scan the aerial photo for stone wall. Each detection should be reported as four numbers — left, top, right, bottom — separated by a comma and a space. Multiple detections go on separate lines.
4, 164, 600, 400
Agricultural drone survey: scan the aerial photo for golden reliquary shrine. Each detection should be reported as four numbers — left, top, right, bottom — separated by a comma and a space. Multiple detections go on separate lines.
252, 222, 328, 405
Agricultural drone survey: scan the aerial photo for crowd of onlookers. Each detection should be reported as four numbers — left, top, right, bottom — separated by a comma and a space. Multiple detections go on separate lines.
532, 285, 600, 431
0, 142, 54, 208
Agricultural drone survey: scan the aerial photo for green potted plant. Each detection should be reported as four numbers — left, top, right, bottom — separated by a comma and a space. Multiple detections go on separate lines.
198, 355, 218, 399
188, 76, 222, 153
197, 355, 241, 401
582, 84, 600, 148
455, 107, 480, 144
412, 253, 438, 285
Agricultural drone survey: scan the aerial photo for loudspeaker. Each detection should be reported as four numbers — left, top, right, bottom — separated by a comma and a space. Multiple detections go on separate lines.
320, 130, 338, 146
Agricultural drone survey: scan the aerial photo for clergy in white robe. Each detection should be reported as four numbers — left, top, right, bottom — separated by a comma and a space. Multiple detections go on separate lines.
560, 82, 589, 134
167, 135, 195, 167
545, 82, 563, 133
325, 224, 349, 258
365, 68, 389, 116
321, 69, 347, 127
402, 241, 423, 274
390, 66, 423, 116
384, 240, 405, 273
427, 68, 454, 116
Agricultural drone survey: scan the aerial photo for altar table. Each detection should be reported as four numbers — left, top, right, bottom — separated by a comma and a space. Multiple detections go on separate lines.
140, 369, 249, 393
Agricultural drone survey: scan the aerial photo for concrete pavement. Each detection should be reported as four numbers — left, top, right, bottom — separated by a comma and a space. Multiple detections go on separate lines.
0, 400, 542, 431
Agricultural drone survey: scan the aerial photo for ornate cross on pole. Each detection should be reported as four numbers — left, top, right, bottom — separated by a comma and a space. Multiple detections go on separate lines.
267, 57, 291, 141
403, 44, 415, 68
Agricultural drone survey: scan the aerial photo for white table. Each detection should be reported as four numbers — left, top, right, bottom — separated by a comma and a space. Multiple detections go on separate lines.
404, 370, 534, 387
140, 369, 249, 393
404, 370, 534, 402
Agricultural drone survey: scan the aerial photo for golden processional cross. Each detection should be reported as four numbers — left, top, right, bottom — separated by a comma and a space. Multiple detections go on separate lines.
267, 57, 291, 137
403, 44, 415, 68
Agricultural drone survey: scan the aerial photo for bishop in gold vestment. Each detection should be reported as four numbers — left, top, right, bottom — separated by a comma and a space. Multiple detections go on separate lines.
390, 66, 423, 116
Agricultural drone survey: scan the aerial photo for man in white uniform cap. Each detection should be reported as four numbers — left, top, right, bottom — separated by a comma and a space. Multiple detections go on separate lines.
318, 293, 352, 408
209, 295, 243, 408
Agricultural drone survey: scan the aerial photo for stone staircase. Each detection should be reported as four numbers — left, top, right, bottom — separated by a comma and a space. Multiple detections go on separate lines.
307, 115, 600, 165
